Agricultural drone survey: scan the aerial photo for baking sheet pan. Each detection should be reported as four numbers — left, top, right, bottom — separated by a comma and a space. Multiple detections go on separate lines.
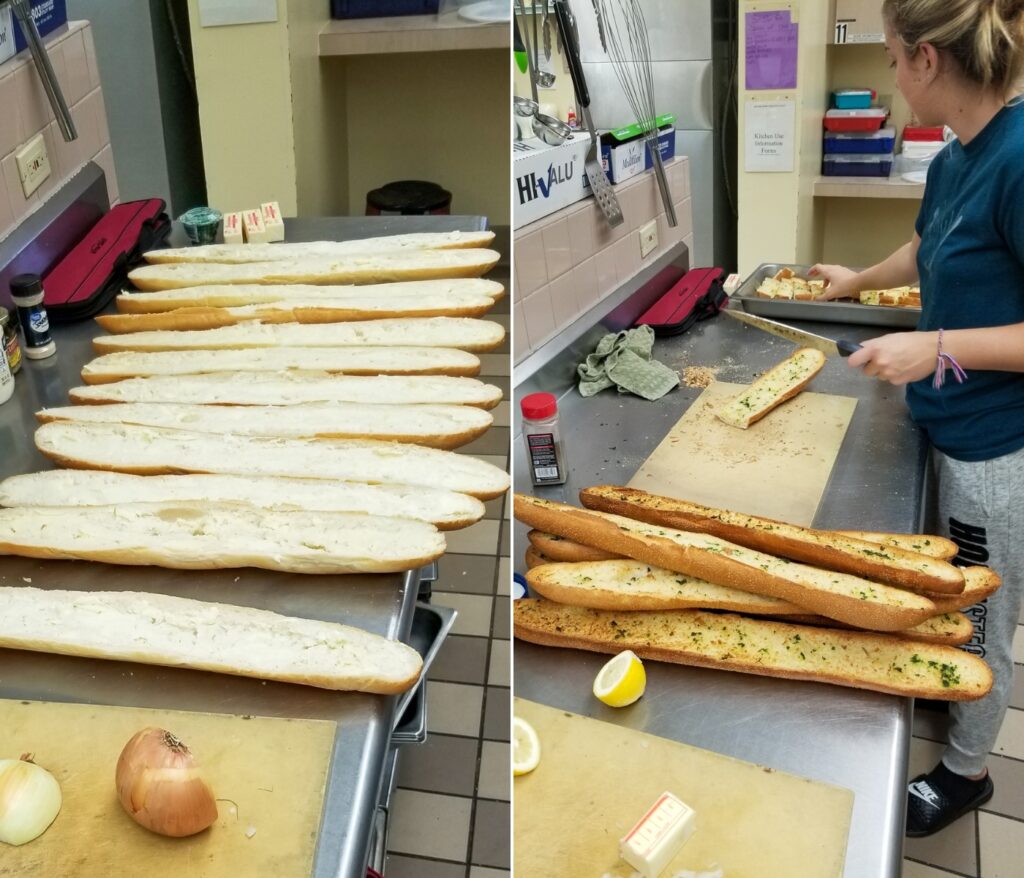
735, 263, 921, 329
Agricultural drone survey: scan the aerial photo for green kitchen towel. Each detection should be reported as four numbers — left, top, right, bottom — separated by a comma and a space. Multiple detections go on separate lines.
577, 325, 679, 400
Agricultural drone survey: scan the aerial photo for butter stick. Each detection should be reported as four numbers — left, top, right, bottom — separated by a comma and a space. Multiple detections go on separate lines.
261, 201, 285, 243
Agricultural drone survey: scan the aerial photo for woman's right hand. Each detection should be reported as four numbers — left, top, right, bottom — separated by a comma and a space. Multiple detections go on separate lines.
808, 264, 860, 300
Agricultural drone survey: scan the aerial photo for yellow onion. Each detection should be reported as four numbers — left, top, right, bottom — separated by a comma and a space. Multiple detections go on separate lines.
115, 728, 217, 837
0, 754, 62, 846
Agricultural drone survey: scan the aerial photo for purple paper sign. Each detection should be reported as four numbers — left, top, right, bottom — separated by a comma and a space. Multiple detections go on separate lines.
746, 10, 799, 90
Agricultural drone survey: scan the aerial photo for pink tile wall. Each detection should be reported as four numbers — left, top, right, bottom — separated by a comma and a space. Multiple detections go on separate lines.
513, 158, 692, 363
0, 22, 117, 242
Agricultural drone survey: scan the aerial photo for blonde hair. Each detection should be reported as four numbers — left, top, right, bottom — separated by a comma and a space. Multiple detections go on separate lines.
883, 0, 1024, 93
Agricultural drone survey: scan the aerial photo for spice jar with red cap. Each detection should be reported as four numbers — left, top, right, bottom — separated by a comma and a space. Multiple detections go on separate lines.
520, 392, 568, 486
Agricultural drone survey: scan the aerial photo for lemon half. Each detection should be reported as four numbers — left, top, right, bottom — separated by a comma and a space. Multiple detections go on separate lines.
512, 716, 541, 776
593, 650, 647, 707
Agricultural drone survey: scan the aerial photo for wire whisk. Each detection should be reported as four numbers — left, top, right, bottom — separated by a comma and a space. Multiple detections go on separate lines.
593, 0, 677, 226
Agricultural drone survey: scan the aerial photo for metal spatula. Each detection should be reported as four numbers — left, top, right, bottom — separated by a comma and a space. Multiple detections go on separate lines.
554, 0, 624, 228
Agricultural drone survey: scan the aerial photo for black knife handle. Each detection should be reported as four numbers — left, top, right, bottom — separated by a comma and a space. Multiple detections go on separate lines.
554, 0, 590, 109
837, 339, 862, 357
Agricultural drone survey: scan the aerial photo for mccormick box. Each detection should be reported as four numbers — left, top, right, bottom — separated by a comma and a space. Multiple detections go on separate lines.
599, 121, 677, 184
12, 0, 68, 53
513, 133, 593, 230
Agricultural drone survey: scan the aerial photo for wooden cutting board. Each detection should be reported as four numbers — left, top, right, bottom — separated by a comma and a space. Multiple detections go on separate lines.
0, 700, 336, 878
514, 699, 853, 878
629, 381, 857, 526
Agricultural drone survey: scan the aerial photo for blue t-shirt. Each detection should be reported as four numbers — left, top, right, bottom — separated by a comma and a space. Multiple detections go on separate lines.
908, 100, 1024, 461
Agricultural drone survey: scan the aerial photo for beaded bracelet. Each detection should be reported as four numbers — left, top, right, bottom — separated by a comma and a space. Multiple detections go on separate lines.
932, 328, 968, 390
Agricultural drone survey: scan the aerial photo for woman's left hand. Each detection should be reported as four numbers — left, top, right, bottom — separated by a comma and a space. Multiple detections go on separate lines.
847, 331, 939, 385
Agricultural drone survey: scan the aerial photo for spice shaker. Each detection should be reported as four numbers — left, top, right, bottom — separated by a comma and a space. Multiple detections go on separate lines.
521, 392, 569, 486
0, 343, 14, 406
0, 306, 21, 373
9, 274, 56, 360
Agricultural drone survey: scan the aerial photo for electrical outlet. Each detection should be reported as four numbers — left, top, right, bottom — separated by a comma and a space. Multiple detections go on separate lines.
639, 219, 658, 259
15, 133, 50, 198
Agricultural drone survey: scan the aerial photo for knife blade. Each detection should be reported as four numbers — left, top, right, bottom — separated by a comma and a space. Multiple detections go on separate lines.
722, 308, 862, 358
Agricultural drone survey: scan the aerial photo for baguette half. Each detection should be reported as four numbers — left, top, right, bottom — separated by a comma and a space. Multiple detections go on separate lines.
36, 422, 511, 500
526, 529, 619, 562
96, 292, 496, 333
929, 567, 1001, 612
37, 401, 493, 450
0, 586, 422, 693
0, 470, 484, 530
92, 317, 505, 354
525, 546, 549, 569
70, 373, 503, 409
0, 503, 445, 573
513, 599, 992, 701
513, 495, 937, 631
779, 610, 975, 646
580, 486, 965, 595
526, 560, 805, 614
82, 346, 482, 384
127, 249, 501, 290
144, 231, 496, 264
838, 530, 960, 561
116, 279, 506, 313
713, 347, 826, 429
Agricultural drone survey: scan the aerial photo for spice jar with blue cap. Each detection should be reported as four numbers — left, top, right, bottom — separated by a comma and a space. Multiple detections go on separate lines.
9, 274, 56, 360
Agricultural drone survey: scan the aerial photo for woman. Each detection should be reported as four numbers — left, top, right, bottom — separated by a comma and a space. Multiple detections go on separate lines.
810, 0, 1024, 838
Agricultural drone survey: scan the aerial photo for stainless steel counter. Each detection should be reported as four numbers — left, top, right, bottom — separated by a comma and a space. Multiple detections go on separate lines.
513, 261, 926, 878
0, 214, 489, 878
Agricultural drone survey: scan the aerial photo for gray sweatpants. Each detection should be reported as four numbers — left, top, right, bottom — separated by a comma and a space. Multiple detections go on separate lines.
931, 445, 1024, 776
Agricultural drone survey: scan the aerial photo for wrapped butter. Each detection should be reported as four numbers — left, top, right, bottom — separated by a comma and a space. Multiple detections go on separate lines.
619, 792, 697, 878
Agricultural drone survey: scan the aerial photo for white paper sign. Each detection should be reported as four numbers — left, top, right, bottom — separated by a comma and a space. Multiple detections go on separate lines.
745, 99, 796, 172
198, 0, 278, 28
0, 7, 15, 67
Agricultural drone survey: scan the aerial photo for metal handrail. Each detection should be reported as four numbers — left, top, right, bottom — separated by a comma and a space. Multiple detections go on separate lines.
4, 0, 77, 141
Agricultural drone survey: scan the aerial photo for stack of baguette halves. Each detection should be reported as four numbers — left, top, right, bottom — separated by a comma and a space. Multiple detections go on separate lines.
514, 487, 996, 701
0, 230, 511, 694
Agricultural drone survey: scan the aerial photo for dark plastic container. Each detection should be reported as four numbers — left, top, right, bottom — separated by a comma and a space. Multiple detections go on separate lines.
366, 180, 452, 215
822, 153, 894, 177
331, 0, 439, 18
824, 126, 896, 154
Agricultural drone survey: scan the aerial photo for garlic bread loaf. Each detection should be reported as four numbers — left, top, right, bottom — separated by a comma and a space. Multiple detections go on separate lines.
116, 279, 506, 313
837, 530, 959, 561
127, 248, 501, 290
96, 291, 497, 333
580, 486, 965, 594
928, 567, 1001, 611
713, 347, 826, 429
0, 470, 484, 530
38, 401, 493, 449
513, 599, 992, 701
526, 529, 619, 562
513, 495, 937, 631
92, 317, 505, 354
36, 422, 511, 500
526, 559, 805, 614
0, 587, 423, 693
70, 372, 503, 409
81, 346, 482, 383
144, 230, 496, 265
780, 610, 975, 646
0, 503, 445, 573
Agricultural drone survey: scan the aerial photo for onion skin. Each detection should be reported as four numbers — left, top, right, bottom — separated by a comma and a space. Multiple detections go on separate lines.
0, 755, 62, 846
115, 728, 217, 838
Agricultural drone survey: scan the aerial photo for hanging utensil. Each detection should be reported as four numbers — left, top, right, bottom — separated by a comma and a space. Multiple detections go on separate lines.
554, 0, 624, 227
543, 2, 552, 61
590, 0, 608, 52
514, 0, 540, 103
513, 9, 529, 74
595, 0, 677, 227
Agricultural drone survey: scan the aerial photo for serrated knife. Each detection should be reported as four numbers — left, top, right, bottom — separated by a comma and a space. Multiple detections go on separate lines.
722, 308, 862, 358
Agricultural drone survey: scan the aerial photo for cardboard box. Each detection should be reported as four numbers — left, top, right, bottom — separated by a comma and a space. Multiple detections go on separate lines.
12, 0, 68, 53
600, 125, 677, 184
513, 133, 593, 230
834, 0, 884, 43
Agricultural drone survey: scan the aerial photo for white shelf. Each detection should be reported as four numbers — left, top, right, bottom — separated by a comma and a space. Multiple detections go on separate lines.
319, 10, 508, 56
813, 175, 925, 199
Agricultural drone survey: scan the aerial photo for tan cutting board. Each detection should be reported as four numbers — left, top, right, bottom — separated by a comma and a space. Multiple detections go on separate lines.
0, 700, 336, 878
629, 381, 857, 526
514, 699, 853, 878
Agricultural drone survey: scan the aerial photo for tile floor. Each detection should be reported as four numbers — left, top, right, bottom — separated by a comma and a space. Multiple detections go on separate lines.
902, 615, 1024, 877
384, 272, 511, 878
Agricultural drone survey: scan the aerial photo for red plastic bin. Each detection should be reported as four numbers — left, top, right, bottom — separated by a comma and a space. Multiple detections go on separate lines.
824, 108, 888, 132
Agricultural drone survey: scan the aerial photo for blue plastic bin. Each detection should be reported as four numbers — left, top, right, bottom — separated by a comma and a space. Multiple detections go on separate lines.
824, 126, 896, 155
833, 89, 874, 109
822, 153, 894, 177
331, 0, 439, 18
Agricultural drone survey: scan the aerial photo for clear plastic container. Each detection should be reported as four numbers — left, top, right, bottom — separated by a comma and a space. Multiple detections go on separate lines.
824, 126, 896, 154
822, 153, 894, 177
